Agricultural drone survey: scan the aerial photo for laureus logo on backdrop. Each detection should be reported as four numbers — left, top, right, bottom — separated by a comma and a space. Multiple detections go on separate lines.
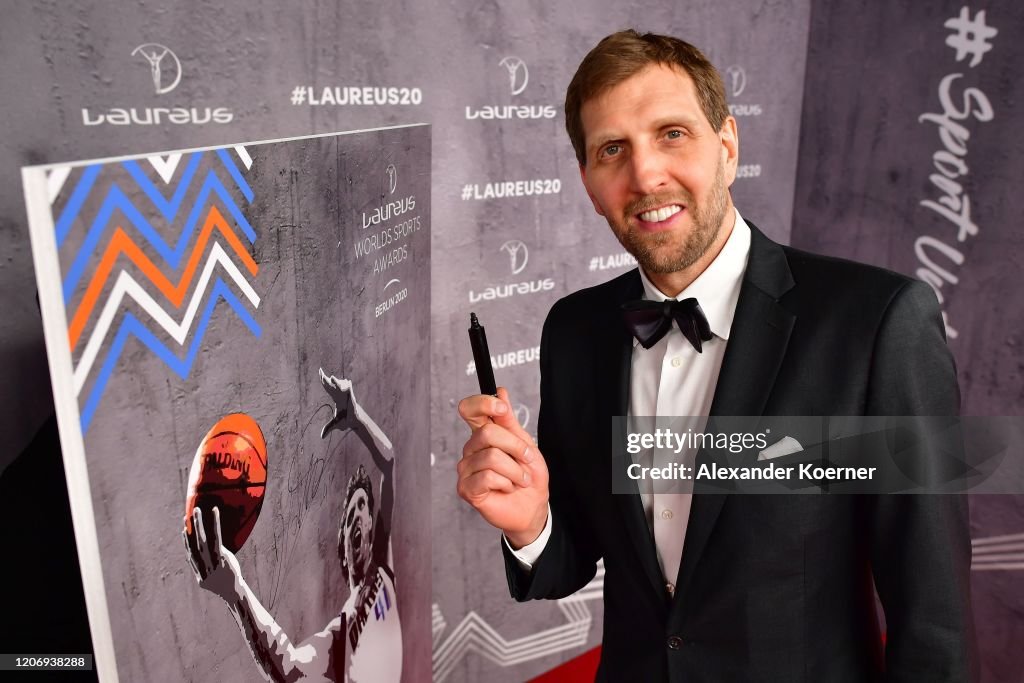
81, 42, 234, 126
499, 56, 529, 96
515, 404, 530, 430
133, 44, 182, 94
500, 239, 529, 275
725, 65, 762, 118
468, 240, 555, 303
465, 55, 557, 120
724, 64, 763, 180
725, 65, 746, 97
463, 241, 547, 377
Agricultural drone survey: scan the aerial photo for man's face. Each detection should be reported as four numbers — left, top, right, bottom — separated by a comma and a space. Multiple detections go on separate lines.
343, 488, 372, 583
579, 63, 738, 275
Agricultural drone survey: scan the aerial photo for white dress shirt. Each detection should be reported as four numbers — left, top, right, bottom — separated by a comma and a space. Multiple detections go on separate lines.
508, 208, 752, 596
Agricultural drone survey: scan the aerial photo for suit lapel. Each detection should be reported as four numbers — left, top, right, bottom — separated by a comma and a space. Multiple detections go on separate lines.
673, 223, 797, 601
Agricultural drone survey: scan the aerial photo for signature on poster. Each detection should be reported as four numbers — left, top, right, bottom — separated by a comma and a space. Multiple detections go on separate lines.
184, 369, 402, 682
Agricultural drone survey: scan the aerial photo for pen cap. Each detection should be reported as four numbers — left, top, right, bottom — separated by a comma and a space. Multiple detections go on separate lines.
468, 312, 498, 396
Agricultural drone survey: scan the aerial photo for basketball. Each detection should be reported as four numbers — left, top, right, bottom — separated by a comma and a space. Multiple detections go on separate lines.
184, 413, 268, 553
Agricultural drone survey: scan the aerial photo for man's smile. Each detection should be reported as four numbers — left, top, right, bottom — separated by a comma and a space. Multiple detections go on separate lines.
638, 204, 683, 222
634, 203, 686, 231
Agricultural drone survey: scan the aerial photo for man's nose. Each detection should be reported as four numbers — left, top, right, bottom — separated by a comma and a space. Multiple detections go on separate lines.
629, 146, 669, 195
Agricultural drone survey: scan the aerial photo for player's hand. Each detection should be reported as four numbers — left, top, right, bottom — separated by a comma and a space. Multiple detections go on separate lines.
183, 506, 242, 601
320, 368, 359, 438
457, 387, 549, 548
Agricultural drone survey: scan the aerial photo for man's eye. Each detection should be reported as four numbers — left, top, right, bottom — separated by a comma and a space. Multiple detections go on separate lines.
601, 145, 621, 158
666, 130, 683, 140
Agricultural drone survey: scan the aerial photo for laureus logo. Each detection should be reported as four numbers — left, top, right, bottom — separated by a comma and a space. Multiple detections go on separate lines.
725, 65, 747, 98
500, 240, 529, 275
515, 404, 530, 430
386, 164, 398, 194
468, 239, 554, 303
499, 56, 529, 96
81, 42, 233, 126
132, 43, 182, 95
465, 54, 554, 120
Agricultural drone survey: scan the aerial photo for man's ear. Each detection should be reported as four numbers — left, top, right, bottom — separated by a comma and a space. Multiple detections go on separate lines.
719, 116, 740, 187
579, 163, 606, 217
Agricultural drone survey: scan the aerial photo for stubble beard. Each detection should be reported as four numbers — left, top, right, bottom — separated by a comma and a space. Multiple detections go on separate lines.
611, 158, 730, 275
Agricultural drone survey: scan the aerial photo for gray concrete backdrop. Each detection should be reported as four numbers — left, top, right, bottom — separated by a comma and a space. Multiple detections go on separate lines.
792, 2, 1023, 681
4, 0, 1021, 680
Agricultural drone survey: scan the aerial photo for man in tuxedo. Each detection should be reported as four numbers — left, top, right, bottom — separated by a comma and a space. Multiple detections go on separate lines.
456, 30, 976, 682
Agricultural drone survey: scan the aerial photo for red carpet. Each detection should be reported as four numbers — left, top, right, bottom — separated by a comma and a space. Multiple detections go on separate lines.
527, 647, 602, 682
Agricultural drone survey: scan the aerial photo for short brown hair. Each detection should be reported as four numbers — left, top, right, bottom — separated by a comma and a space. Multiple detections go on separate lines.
565, 30, 729, 165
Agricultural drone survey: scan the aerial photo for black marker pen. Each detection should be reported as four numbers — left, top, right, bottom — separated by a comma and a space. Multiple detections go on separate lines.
468, 312, 498, 396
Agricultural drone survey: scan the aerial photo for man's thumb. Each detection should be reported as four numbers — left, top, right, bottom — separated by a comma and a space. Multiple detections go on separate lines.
493, 387, 532, 443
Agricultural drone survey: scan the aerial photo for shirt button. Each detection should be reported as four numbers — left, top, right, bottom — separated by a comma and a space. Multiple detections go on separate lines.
667, 635, 684, 650
660, 509, 673, 520
670, 356, 682, 368
666, 582, 675, 596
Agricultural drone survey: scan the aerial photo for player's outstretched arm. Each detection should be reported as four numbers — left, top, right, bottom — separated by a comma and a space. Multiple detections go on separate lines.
184, 507, 324, 682
319, 369, 393, 461
320, 369, 395, 565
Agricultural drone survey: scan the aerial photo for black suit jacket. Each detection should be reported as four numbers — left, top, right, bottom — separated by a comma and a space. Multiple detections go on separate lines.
503, 224, 976, 682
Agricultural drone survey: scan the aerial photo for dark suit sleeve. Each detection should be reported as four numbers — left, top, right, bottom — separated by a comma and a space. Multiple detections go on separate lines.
864, 280, 978, 682
503, 301, 601, 601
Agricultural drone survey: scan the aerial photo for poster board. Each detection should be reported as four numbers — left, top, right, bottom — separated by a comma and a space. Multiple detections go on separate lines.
21, 124, 431, 682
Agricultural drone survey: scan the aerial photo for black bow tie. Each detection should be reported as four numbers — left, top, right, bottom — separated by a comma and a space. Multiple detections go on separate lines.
621, 298, 713, 352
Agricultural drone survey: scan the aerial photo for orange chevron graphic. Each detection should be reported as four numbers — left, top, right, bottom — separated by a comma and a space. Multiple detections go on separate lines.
68, 204, 258, 350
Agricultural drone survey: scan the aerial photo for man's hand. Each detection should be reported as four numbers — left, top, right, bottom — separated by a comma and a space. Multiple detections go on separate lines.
457, 387, 549, 548
320, 368, 360, 438
183, 506, 243, 602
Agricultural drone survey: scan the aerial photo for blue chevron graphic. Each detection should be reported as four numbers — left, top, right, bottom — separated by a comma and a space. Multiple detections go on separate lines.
62, 171, 256, 302
120, 153, 202, 222
121, 150, 254, 219
79, 278, 261, 431
215, 149, 254, 203
55, 165, 102, 247
57, 151, 255, 250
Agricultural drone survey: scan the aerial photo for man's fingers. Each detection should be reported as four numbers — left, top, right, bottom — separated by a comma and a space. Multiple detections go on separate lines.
463, 422, 533, 465
458, 469, 517, 500
458, 387, 534, 444
458, 447, 531, 488
458, 394, 509, 431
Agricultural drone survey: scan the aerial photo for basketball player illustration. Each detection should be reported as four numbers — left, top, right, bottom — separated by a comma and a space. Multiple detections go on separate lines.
183, 369, 402, 682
